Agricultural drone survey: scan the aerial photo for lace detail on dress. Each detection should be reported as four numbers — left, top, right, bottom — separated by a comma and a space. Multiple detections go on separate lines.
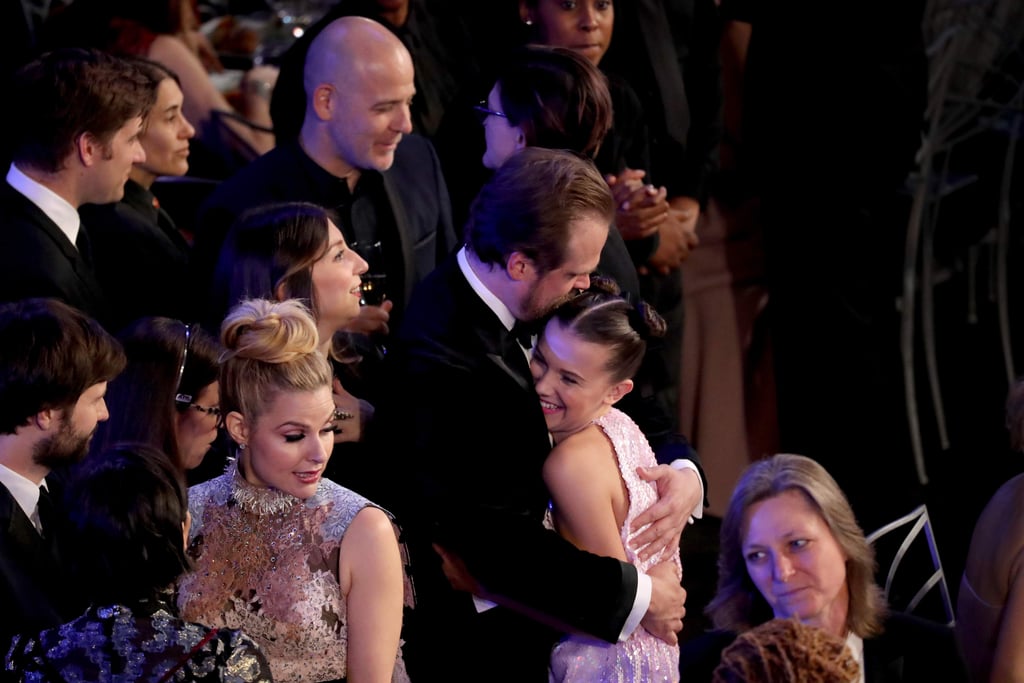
178, 462, 411, 683
548, 408, 681, 682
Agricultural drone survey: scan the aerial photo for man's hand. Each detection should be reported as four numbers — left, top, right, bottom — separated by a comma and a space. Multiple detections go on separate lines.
432, 543, 484, 595
343, 299, 393, 336
632, 465, 702, 560
641, 560, 686, 645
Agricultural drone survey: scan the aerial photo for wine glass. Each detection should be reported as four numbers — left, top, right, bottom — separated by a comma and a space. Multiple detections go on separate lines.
350, 240, 387, 307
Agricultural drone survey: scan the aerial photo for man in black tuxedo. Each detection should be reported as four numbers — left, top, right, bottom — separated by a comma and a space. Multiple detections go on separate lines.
378, 148, 702, 681
192, 15, 456, 337
0, 48, 155, 328
0, 298, 126, 650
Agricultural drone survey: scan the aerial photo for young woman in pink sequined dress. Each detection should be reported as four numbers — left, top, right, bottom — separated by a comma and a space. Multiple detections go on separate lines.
531, 278, 682, 682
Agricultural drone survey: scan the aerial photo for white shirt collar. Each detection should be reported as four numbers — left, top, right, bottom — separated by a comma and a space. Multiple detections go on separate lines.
0, 463, 46, 534
457, 246, 517, 334
7, 163, 80, 247
845, 631, 866, 683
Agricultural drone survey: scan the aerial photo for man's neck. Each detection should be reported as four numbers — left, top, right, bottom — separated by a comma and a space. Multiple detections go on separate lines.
298, 129, 361, 192
15, 162, 80, 208
0, 435, 47, 485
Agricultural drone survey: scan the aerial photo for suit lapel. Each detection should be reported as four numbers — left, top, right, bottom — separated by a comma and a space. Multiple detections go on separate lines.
5, 186, 106, 301
381, 171, 416, 307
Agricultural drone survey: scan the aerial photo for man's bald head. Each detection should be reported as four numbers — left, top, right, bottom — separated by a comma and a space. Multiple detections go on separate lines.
304, 16, 412, 100
300, 14, 416, 174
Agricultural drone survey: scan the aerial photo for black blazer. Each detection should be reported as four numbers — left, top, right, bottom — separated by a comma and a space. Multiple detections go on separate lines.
678, 612, 970, 682
376, 253, 639, 680
0, 182, 109, 324
191, 137, 456, 332
0, 480, 76, 651
80, 179, 192, 332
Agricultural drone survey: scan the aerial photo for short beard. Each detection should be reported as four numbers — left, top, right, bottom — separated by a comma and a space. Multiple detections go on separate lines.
32, 412, 91, 471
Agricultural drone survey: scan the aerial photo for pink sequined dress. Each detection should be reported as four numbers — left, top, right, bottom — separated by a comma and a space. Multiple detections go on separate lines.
546, 408, 681, 682
177, 461, 412, 683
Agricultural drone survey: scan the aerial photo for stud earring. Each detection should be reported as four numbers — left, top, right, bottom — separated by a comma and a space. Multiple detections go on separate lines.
238, 443, 246, 450
524, 17, 533, 25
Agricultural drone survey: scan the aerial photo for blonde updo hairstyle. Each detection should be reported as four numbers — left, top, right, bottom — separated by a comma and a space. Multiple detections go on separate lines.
219, 298, 332, 426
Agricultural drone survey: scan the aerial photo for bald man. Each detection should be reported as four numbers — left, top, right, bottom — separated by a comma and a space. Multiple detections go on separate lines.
191, 15, 456, 337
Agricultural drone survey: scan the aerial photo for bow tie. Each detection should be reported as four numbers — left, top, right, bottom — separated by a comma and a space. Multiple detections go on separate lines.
510, 320, 540, 349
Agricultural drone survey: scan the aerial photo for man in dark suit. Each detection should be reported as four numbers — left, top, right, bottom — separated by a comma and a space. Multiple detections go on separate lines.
192, 15, 456, 337
378, 148, 701, 681
0, 298, 126, 650
0, 48, 155, 328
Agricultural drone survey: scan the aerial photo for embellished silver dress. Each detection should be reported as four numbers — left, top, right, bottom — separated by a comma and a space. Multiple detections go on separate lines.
4, 600, 272, 682
177, 462, 412, 683
546, 408, 682, 682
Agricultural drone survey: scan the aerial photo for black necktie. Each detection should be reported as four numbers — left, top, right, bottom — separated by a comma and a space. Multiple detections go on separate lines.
37, 485, 55, 538
74, 226, 94, 268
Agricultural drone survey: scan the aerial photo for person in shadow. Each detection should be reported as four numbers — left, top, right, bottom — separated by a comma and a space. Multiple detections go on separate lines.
5, 443, 273, 681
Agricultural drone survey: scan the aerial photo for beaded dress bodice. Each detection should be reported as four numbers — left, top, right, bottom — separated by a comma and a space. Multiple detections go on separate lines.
546, 408, 681, 682
177, 462, 410, 683
5, 601, 272, 682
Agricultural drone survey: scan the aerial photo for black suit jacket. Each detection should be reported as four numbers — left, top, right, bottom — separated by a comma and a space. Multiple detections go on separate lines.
678, 612, 970, 682
377, 253, 639, 680
80, 179, 192, 333
191, 137, 456, 333
0, 480, 76, 651
0, 182, 109, 324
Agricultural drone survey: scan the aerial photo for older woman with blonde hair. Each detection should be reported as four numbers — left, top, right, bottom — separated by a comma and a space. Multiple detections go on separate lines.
680, 453, 968, 682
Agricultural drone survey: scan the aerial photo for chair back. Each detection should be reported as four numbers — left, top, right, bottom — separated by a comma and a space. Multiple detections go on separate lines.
867, 503, 956, 626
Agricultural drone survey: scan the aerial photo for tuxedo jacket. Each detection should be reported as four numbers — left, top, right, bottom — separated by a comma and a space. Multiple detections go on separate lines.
80, 179, 192, 333
0, 480, 76, 651
377, 253, 639, 679
191, 136, 456, 332
0, 182, 109, 324
678, 612, 970, 682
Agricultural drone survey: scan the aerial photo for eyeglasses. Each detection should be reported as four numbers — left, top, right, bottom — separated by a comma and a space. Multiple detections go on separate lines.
173, 322, 193, 409
174, 323, 222, 422
472, 100, 508, 124
185, 402, 222, 419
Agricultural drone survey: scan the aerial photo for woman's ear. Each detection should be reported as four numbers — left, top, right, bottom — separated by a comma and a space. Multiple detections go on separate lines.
514, 127, 528, 152
606, 379, 634, 405
224, 411, 248, 448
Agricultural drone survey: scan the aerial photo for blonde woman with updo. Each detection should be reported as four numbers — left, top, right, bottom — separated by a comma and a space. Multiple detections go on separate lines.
177, 298, 411, 683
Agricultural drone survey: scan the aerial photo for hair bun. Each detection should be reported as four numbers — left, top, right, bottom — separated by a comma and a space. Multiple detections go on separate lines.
220, 298, 319, 364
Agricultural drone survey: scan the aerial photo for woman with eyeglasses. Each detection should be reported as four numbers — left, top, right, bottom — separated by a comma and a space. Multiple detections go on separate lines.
91, 316, 224, 479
